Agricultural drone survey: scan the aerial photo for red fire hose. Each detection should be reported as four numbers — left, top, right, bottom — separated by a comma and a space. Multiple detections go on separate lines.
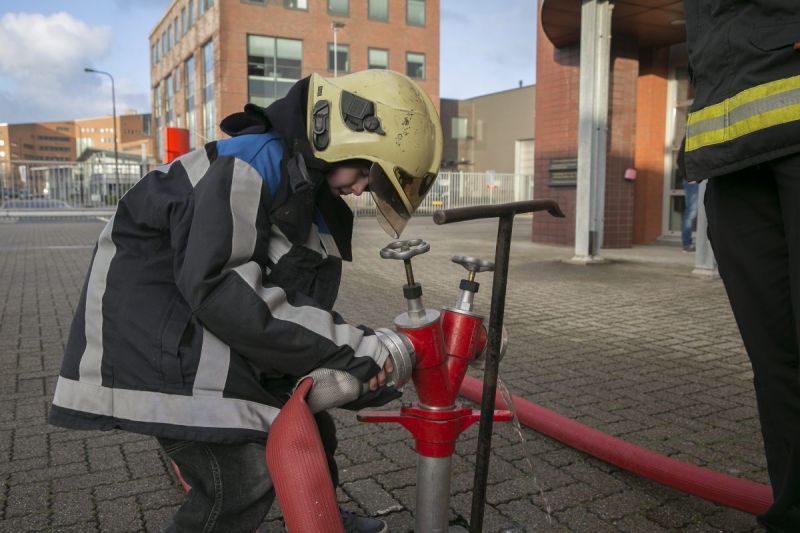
459, 375, 773, 515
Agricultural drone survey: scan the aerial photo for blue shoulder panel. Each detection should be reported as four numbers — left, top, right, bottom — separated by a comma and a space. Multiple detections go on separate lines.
216, 132, 284, 196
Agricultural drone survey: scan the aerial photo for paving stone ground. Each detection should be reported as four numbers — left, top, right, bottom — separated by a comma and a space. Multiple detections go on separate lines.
0, 214, 768, 532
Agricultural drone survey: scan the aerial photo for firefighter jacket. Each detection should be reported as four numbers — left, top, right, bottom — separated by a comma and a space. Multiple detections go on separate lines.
48, 79, 392, 443
683, 0, 800, 180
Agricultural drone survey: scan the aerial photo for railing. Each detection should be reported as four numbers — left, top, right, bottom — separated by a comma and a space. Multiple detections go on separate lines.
0, 162, 533, 216
346, 171, 534, 217
0, 160, 155, 209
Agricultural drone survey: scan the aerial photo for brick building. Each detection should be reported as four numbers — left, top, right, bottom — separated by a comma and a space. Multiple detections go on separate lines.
149, 0, 439, 162
534, 0, 688, 250
0, 121, 77, 164
0, 114, 153, 165
75, 115, 153, 162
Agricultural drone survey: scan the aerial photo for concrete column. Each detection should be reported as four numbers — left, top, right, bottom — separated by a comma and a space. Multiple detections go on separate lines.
573, 0, 613, 262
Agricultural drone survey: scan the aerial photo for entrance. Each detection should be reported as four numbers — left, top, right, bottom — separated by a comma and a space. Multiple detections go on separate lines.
662, 45, 695, 239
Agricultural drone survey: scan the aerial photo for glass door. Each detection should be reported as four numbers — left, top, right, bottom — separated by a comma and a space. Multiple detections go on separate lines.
663, 45, 695, 237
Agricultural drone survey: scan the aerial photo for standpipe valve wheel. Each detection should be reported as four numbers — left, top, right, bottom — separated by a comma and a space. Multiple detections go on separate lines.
380, 239, 431, 286
380, 239, 436, 325
450, 255, 495, 313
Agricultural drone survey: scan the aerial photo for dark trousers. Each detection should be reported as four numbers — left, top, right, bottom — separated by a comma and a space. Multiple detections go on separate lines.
705, 153, 800, 532
158, 411, 339, 533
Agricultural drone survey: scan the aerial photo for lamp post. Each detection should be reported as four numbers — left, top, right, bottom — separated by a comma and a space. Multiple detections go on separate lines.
84, 67, 120, 200
331, 21, 345, 77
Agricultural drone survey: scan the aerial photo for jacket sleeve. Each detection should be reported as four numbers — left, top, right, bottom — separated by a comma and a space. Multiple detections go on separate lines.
170, 148, 389, 382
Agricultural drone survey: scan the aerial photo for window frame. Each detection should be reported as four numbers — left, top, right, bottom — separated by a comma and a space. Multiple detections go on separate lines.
284, 0, 309, 10
406, 51, 426, 80
368, 0, 389, 22
406, 0, 426, 27
246, 34, 304, 108
327, 42, 350, 73
327, 0, 349, 17
367, 47, 389, 69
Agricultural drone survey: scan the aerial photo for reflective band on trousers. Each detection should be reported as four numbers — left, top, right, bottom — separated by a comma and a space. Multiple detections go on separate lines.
686, 74, 800, 152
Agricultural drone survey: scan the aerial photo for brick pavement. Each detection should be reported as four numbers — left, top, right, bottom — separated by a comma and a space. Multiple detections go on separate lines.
0, 215, 767, 532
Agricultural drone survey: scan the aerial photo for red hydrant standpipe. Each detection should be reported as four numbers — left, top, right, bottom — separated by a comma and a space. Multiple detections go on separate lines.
359, 239, 513, 532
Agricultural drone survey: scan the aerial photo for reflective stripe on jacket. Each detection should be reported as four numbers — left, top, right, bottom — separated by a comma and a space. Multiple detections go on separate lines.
683, 0, 800, 179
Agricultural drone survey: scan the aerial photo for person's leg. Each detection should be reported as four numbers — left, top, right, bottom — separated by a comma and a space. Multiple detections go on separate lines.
705, 166, 800, 532
159, 438, 274, 533
682, 179, 699, 250
315, 410, 340, 487
763, 153, 800, 531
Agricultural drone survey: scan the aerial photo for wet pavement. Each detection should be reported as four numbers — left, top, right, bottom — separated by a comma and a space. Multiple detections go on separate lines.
0, 214, 766, 532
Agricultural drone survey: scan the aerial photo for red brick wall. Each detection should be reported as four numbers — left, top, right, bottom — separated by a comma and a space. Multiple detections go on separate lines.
533, 2, 644, 248
151, 0, 439, 149
219, 0, 440, 120
633, 47, 669, 244
603, 38, 638, 248
532, 8, 579, 245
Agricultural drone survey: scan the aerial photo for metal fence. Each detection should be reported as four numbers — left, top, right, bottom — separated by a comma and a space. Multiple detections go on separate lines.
0, 160, 154, 209
346, 171, 534, 216
0, 161, 533, 215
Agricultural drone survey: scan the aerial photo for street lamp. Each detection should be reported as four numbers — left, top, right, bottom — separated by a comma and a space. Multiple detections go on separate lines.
84, 67, 120, 200
331, 21, 346, 77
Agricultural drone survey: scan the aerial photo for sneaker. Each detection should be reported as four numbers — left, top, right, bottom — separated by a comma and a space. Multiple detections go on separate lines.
682, 245, 696, 253
341, 508, 388, 533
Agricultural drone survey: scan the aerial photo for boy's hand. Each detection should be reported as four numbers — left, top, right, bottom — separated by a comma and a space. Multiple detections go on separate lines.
367, 357, 394, 391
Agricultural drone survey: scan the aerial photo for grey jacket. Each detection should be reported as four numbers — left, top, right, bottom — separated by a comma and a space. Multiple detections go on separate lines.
48, 131, 388, 443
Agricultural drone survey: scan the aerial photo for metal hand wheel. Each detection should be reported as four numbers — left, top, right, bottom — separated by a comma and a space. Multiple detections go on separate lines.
451, 255, 495, 274
380, 239, 430, 261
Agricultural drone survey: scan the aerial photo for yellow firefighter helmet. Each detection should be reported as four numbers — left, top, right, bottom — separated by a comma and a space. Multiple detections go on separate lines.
307, 70, 443, 238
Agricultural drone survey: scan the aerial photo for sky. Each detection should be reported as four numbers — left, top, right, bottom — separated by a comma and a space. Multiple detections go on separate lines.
0, 0, 537, 124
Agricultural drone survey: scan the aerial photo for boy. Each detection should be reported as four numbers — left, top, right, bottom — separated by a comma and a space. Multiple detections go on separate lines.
49, 70, 443, 532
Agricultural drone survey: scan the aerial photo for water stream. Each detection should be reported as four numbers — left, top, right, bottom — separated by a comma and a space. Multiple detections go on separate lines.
496, 376, 553, 525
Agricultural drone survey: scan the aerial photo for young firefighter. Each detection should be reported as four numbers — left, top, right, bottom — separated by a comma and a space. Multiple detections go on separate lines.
48, 70, 443, 532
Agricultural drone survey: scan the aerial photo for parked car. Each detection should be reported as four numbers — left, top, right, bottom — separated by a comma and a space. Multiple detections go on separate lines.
1, 199, 72, 209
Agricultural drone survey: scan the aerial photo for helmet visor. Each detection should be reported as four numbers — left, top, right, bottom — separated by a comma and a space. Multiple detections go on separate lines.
368, 163, 410, 238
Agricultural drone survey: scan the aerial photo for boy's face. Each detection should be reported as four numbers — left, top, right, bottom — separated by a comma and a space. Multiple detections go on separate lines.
326, 164, 370, 197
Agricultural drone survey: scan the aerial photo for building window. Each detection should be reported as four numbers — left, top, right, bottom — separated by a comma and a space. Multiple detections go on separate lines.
328, 43, 349, 73
328, 0, 348, 16
247, 35, 302, 107
368, 0, 388, 21
406, 52, 425, 79
188, 0, 195, 26
173, 17, 179, 44
368, 48, 388, 69
198, 0, 205, 16
166, 73, 174, 126
185, 56, 197, 148
202, 40, 216, 142
155, 84, 164, 162
161, 31, 167, 55
407, 0, 425, 26
284, 0, 308, 9
181, 7, 187, 35
151, 44, 157, 65
174, 67, 181, 94
451, 117, 468, 140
